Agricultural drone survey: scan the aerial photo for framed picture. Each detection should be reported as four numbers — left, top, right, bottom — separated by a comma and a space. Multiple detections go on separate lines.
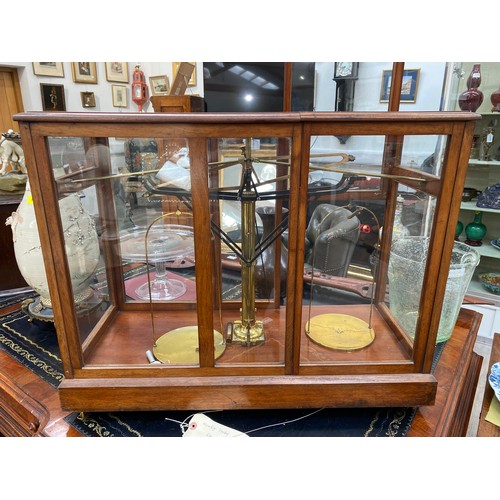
105, 62, 129, 83
40, 84, 66, 111
81, 92, 96, 108
71, 62, 98, 84
380, 68, 420, 103
112, 85, 128, 108
149, 75, 170, 95
32, 62, 64, 78
172, 62, 196, 87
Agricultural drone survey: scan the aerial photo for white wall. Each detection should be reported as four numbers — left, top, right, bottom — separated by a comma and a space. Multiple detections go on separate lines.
2, 62, 204, 114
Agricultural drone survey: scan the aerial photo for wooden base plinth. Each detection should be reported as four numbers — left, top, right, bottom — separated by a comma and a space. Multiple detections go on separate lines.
58, 373, 437, 412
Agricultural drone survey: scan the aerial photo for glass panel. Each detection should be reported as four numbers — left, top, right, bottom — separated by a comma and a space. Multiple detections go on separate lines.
48, 135, 200, 366
315, 62, 393, 113
291, 62, 315, 111
47, 136, 110, 344
210, 136, 291, 366
400, 135, 446, 176
399, 62, 447, 111
203, 62, 289, 112
385, 188, 436, 342
299, 134, 443, 366
120, 136, 199, 366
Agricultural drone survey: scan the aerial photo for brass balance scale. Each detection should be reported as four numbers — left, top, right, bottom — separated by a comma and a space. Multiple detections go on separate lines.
138, 138, 388, 361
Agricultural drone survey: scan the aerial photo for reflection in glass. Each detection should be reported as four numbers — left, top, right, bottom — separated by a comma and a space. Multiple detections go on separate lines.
119, 224, 194, 300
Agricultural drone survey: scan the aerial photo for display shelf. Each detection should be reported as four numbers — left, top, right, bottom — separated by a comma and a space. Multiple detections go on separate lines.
455, 241, 500, 260
457, 72, 500, 303
460, 201, 500, 213
475, 243, 500, 259
468, 275, 500, 305
468, 159, 500, 167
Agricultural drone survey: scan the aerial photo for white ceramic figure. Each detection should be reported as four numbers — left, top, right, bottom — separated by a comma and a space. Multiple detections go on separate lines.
0, 132, 26, 175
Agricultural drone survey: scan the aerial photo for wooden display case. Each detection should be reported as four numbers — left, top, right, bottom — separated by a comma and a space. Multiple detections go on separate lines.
14, 110, 479, 412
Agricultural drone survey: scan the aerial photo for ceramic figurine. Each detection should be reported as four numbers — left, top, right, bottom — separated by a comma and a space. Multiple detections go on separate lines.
0, 130, 26, 175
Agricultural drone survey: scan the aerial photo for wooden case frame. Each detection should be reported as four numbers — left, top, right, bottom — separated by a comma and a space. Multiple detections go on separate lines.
14, 111, 479, 412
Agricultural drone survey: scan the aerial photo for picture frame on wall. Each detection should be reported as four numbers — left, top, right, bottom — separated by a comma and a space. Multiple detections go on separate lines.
172, 62, 196, 86
32, 62, 65, 78
81, 92, 96, 108
149, 75, 170, 95
380, 68, 420, 103
71, 62, 98, 84
40, 83, 66, 111
105, 62, 129, 83
112, 85, 128, 107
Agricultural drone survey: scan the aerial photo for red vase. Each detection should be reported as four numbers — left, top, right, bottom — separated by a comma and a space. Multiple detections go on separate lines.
459, 88, 484, 112
467, 64, 482, 89
491, 86, 500, 112
459, 64, 484, 112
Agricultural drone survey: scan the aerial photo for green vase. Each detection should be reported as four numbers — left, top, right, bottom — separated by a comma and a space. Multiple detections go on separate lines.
465, 211, 487, 246
455, 220, 464, 241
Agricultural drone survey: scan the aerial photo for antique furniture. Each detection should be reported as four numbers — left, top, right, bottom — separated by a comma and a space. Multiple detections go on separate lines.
0, 194, 28, 291
150, 95, 204, 113
14, 110, 479, 412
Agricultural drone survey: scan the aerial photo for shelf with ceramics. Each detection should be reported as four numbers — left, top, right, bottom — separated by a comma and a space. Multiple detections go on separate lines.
456, 206, 500, 300
452, 63, 500, 301
456, 207, 500, 302
460, 201, 500, 213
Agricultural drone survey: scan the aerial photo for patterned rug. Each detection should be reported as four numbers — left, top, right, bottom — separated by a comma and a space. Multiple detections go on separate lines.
0, 291, 445, 438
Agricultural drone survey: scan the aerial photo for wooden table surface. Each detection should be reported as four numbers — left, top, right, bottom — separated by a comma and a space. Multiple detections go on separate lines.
0, 300, 484, 437
477, 333, 500, 437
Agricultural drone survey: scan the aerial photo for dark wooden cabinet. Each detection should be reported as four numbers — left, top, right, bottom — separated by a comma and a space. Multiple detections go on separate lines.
0, 195, 27, 291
